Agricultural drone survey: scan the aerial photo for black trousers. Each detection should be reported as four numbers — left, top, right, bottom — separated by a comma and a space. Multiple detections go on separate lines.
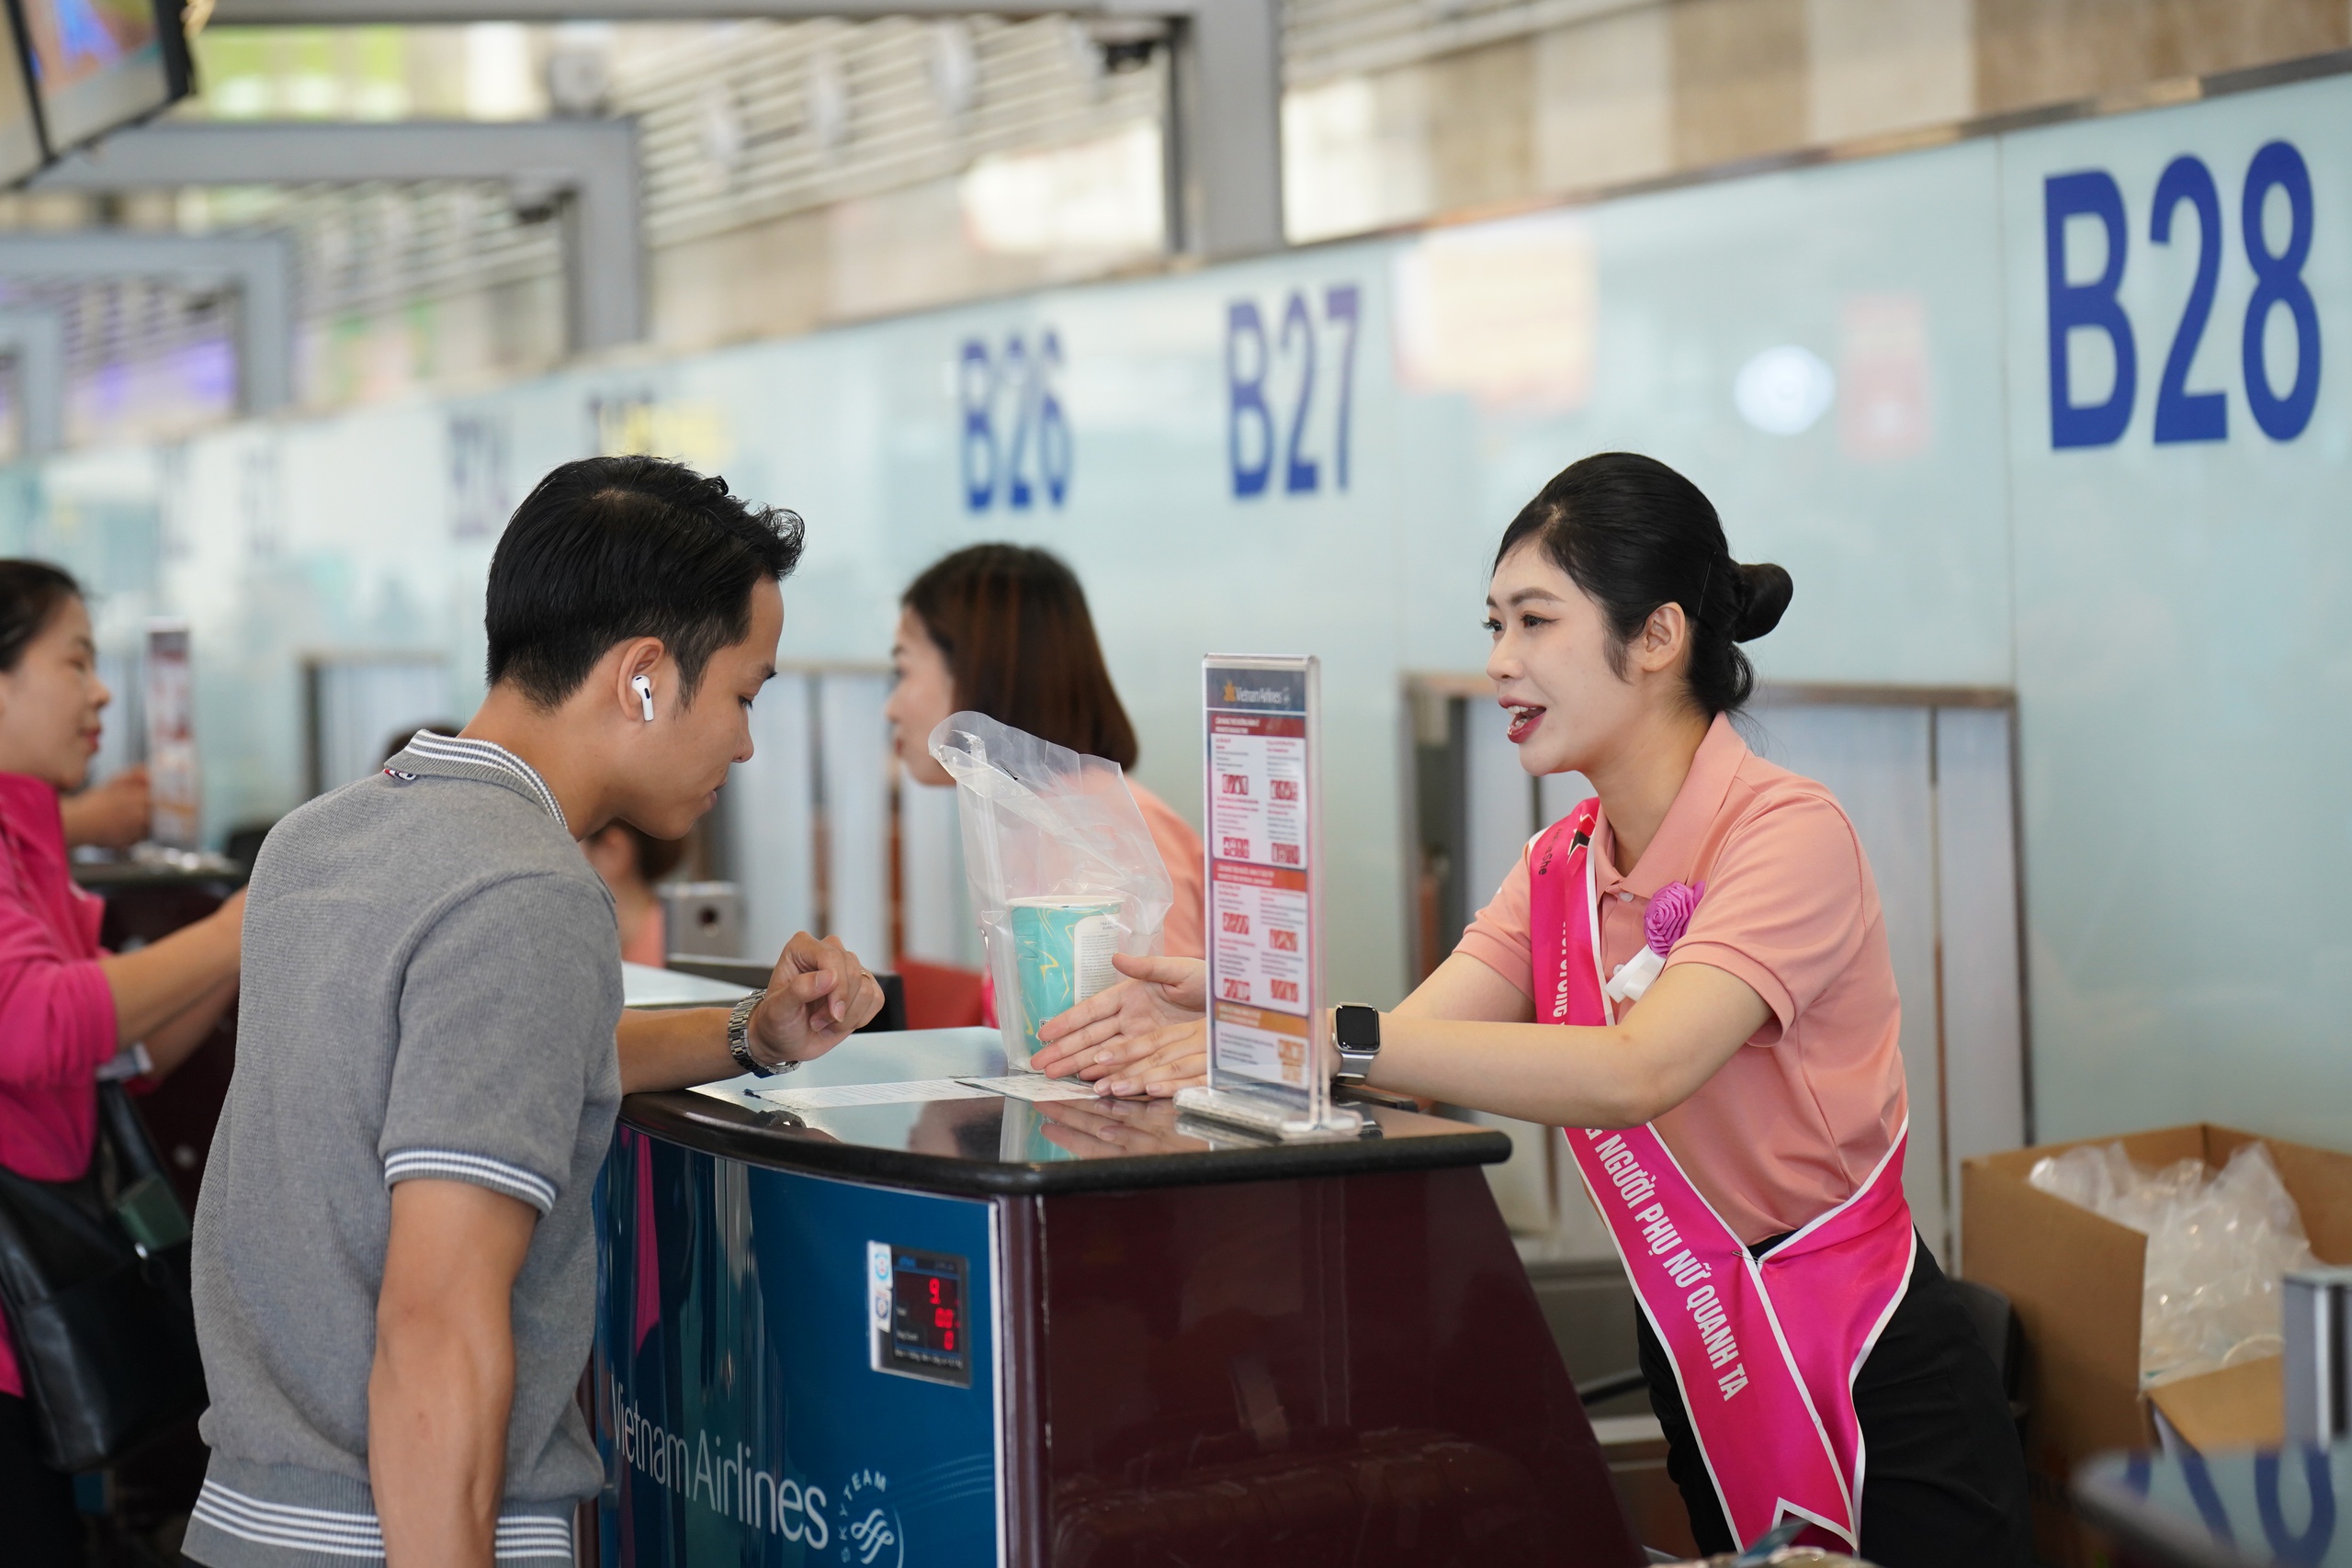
0, 1391, 83, 1567
1638, 1235, 2030, 1568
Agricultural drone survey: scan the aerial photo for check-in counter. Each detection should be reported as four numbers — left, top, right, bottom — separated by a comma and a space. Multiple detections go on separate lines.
591, 1014, 1643, 1568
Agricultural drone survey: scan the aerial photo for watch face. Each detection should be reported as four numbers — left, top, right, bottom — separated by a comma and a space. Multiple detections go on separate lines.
1336, 1006, 1378, 1052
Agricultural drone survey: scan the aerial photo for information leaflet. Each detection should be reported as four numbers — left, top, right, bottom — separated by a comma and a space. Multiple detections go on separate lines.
144, 620, 199, 849
1183, 657, 1354, 1135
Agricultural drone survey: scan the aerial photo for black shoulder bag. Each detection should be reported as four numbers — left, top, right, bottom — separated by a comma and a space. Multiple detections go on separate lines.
0, 1080, 207, 1471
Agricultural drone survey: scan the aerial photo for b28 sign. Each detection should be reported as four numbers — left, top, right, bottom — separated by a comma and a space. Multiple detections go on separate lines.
2046, 139, 2320, 448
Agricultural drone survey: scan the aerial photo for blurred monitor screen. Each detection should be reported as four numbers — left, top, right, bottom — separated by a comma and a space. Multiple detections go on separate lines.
0, 6, 44, 183
18, 0, 189, 153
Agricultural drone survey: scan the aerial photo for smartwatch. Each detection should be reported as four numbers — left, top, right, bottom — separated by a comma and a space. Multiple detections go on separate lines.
1333, 1005, 1382, 1084
729, 990, 801, 1078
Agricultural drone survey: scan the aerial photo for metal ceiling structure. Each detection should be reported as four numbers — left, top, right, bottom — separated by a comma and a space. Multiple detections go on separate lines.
204, 0, 1283, 258
0, 0, 1279, 448
0, 308, 63, 455
36, 119, 646, 353
0, 233, 293, 414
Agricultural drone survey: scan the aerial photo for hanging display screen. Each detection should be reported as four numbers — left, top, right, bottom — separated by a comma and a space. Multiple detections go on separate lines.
867, 1242, 970, 1387
18, 0, 191, 155
0, 4, 44, 184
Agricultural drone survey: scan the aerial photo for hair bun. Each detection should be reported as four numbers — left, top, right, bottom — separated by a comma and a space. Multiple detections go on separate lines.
1731, 561, 1792, 641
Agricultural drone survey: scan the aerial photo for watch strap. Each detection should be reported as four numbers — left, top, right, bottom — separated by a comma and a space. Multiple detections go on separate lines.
729, 989, 795, 1077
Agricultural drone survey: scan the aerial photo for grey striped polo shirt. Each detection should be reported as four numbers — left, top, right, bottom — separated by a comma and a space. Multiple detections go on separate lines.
184, 735, 621, 1568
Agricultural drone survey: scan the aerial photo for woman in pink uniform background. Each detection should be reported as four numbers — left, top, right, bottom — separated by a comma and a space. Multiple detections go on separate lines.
884, 546, 1205, 1022
1035, 454, 2028, 1567
0, 560, 246, 1563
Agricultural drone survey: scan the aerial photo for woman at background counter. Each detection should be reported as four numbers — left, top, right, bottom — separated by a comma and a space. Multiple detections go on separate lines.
885, 544, 1204, 964
1034, 455, 2029, 1568
0, 560, 245, 1564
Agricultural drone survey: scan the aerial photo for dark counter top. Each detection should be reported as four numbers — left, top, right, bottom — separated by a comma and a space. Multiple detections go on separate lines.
622, 1026, 1512, 1196
72, 851, 247, 891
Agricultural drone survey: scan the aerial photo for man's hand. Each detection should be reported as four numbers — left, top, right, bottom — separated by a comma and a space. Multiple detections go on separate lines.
60, 764, 150, 850
748, 931, 884, 1069
614, 932, 885, 1094
370, 1179, 537, 1568
1029, 954, 1205, 1081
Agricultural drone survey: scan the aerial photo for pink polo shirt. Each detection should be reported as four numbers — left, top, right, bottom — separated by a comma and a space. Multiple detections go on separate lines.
1129, 780, 1205, 960
1457, 714, 1906, 1244
0, 770, 120, 1396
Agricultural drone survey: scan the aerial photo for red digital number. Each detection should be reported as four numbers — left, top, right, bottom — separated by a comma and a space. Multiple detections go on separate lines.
1220, 836, 1250, 858
1269, 928, 1297, 952
943, 1329, 955, 1351
1221, 773, 1250, 795
1270, 979, 1299, 1002
1221, 910, 1250, 934
1272, 843, 1301, 865
929, 1278, 941, 1303
1221, 977, 1250, 1002
1270, 779, 1298, 801
935, 1306, 955, 1328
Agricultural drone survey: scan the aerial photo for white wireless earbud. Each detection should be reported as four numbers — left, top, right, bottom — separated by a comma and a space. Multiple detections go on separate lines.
631, 673, 655, 722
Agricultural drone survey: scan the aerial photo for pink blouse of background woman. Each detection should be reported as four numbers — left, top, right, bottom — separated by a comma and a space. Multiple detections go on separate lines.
0, 770, 124, 1396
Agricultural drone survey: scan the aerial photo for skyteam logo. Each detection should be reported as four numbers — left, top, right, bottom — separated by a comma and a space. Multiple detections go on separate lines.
835, 1469, 902, 1567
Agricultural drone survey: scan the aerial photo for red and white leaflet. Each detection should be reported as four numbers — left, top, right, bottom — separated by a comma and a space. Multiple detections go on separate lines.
1201, 662, 1317, 1097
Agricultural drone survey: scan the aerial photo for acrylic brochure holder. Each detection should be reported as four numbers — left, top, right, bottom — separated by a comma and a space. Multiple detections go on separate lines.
1175, 655, 1363, 1142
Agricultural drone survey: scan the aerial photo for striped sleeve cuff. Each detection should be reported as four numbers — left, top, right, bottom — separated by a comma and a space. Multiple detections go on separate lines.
383, 1148, 559, 1213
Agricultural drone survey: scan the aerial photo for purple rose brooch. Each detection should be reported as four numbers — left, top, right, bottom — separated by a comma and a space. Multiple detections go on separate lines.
1602, 880, 1704, 1005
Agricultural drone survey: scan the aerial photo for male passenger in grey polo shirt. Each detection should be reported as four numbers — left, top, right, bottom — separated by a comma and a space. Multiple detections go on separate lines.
182, 457, 883, 1568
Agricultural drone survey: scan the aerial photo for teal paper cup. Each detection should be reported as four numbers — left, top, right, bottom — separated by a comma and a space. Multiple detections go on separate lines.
1009, 895, 1123, 1065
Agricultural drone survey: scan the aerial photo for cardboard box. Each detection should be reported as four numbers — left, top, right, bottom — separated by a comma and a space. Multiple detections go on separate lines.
1962, 1124, 2352, 1568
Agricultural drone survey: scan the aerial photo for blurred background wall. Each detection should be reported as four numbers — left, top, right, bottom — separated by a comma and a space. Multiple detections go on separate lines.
0, 1, 2342, 449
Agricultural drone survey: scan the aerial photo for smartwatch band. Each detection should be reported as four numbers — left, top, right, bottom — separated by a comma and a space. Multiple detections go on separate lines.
1333, 1003, 1382, 1084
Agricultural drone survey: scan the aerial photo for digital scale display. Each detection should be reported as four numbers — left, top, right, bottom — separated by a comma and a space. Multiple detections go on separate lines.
866, 1242, 970, 1386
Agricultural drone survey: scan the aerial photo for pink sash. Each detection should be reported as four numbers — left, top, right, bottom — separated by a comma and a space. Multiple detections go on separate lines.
1530, 802, 1915, 1552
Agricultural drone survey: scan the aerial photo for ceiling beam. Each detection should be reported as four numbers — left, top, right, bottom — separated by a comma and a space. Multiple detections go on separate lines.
0, 233, 292, 413
0, 309, 64, 454
37, 119, 645, 352
212, 0, 1148, 18
198, 0, 1283, 257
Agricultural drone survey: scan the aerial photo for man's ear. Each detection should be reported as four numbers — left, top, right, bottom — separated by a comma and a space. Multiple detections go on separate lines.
612, 637, 667, 717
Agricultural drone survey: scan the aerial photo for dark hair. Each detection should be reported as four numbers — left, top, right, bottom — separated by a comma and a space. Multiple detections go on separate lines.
1493, 453, 1792, 717
902, 545, 1138, 769
0, 559, 82, 673
485, 456, 806, 709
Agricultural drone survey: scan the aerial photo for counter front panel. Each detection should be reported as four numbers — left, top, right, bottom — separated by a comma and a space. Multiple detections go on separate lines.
594, 1125, 1001, 1566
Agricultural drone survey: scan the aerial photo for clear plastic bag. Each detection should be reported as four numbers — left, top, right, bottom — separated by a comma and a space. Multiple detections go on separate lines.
2029, 1140, 2317, 1386
929, 711, 1173, 1068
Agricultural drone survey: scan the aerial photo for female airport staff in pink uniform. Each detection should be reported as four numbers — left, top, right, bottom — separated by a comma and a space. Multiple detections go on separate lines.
1036, 455, 2029, 1568
0, 560, 245, 1564
885, 544, 1205, 959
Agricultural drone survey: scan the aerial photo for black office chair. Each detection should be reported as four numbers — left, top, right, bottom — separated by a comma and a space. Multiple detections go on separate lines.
664, 956, 909, 1033
1950, 1275, 2030, 1442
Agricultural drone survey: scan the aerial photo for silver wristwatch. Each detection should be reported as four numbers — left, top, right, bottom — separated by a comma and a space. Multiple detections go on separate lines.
728, 989, 797, 1078
1333, 1004, 1382, 1084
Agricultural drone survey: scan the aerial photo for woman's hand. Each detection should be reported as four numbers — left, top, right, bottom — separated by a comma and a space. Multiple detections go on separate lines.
1033, 1097, 1205, 1158
60, 764, 151, 850
1094, 1020, 1207, 1098
1030, 953, 1204, 1081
